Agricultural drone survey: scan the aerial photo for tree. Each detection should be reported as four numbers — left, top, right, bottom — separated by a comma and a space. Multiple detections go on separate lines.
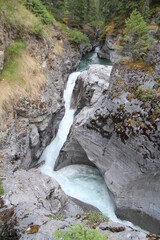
123, 10, 151, 60
156, 13, 160, 43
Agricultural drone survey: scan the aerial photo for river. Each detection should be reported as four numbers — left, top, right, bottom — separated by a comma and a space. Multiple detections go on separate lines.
39, 48, 139, 229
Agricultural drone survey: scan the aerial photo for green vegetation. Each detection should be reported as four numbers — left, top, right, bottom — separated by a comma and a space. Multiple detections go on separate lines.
0, 40, 45, 123
0, 182, 4, 195
82, 211, 109, 227
54, 223, 108, 240
0, 42, 26, 83
68, 29, 90, 45
156, 13, 160, 42
23, 0, 53, 25
123, 10, 151, 60
41, 0, 104, 27
136, 87, 154, 102
0, 0, 44, 36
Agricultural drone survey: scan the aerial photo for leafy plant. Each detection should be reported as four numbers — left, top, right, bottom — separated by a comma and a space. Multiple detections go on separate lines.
23, 0, 53, 25
54, 223, 108, 240
82, 211, 109, 227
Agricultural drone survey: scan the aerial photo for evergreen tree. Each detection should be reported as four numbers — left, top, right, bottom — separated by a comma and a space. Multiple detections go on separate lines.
123, 10, 151, 60
156, 13, 160, 43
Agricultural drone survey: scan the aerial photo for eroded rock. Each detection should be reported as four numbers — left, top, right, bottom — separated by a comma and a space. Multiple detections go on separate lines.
55, 59, 160, 234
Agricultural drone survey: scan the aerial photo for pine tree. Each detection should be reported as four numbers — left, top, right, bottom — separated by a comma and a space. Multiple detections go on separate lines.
123, 10, 151, 60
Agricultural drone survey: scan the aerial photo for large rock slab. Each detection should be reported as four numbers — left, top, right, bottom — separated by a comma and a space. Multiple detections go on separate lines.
1, 169, 83, 239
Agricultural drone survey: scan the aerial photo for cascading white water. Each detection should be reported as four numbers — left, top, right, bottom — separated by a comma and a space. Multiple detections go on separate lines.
39, 67, 119, 220
39, 49, 142, 230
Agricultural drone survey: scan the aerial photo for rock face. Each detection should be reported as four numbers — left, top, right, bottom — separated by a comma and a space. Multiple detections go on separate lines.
98, 35, 123, 62
1, 169, 82, 240
0, 24, 83, 179
55, 52, 160, 234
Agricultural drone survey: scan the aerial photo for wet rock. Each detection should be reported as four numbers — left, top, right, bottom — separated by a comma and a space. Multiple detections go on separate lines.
55, 60, 160, 234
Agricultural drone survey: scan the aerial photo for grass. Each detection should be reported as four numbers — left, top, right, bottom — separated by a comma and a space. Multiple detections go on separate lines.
0, 181, 4, 195
0, 41, 46, 129
0, 0, 44, 37
53, 41, 64, 56
1, 42, 26, 83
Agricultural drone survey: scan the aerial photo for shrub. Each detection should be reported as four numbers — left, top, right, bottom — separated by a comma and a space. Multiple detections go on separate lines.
68, 29, 90, 45
31, 20, 43, 36
123, 10, 151, 61
136, 87, 153, 102
82, 211, 109, 227
54, 223, 108, 240
23, 0, 53, 25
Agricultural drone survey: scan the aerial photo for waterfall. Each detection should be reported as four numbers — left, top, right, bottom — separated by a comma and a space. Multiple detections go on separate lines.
39, 49, 142, 231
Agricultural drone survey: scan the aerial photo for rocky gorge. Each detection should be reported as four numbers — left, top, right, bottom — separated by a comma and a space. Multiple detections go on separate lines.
0, 6, 160, 240
55, 48, 160, 234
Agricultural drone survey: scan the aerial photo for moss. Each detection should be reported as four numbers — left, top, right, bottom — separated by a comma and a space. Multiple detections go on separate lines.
119, 59, 154, 73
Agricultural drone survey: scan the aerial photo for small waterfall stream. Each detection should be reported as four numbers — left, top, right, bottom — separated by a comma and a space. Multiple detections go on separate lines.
39, 48, 140, 229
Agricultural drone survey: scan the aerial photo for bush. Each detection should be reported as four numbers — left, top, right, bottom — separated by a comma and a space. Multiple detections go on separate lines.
31, 20, 43, 36
54, 224, 108, 240
136, 87, 153, 102
123, 10, 151, 61
23, 0, 53, 25
68, 29, 90, 45
82, 211, 109, 227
